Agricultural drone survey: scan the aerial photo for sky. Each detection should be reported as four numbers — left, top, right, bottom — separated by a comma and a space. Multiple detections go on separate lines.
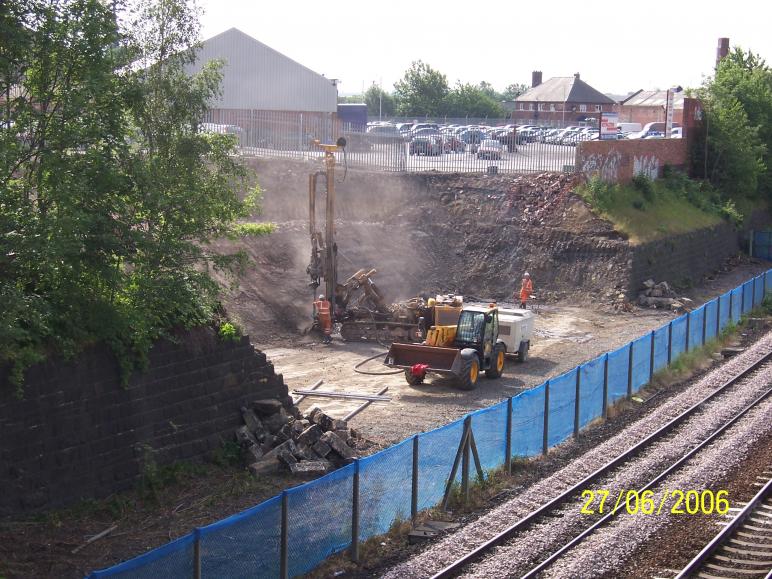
196, 0, 772, 97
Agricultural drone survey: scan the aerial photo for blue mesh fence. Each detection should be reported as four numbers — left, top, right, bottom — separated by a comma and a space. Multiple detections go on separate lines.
731, 288, 742, 322
198, 495, 281, 579
359, 437, 413, 538
719, 292, 731, 330
754, 276, 765, 306
631, 334, 651, 392
416, 420, 465, 510
671, 315, 688, 359
88, 532, 195, 578
88, 270, 772, 579
511, 384, 546, 457
547, 369, 578, 446
607, 344, 630, 403
578, 355, 605, 429
653, 326, 669, 373
688, 306, 705, 349
743, 281, 753, 314
470, 401, 508, 472
704, 299, 718, 342
287, 464, 354, 578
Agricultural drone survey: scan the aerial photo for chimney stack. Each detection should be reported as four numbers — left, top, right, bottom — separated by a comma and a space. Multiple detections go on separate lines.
531, 71, 542, 88
574, 72, 581, 80
716, 37, 729, 69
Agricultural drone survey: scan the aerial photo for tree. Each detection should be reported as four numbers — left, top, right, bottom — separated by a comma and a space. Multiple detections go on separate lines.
0, 0, 269, 387
697, 47, 771, 199
364, 84, 395, 117
394, 60, 448, 117
503, 83, 529, 101
444, 82, 505, 118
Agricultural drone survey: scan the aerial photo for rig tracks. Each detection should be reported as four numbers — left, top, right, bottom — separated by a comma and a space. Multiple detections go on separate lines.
429, 349, 772, 579
674, 470, 772, 579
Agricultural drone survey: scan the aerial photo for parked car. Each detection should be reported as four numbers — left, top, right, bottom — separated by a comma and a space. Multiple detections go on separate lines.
409, 136, 442, 155
477, 139, 504, 160
410, 128, 441, 140
441, 134, 466, 153
410, 123, 440, 135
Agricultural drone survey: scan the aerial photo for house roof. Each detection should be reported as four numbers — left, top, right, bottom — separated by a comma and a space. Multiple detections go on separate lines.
621, 89, 685, 109
515, 76, 616, 104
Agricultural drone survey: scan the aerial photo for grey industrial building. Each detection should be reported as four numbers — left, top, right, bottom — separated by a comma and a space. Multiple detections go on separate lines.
187, 28, 338, 147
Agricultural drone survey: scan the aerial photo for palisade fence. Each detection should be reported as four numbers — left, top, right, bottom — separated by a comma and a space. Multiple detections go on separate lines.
89, 270, 772, 579
202, 110, 578, 174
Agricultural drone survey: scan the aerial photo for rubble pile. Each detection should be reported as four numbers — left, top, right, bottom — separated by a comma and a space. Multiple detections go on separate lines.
637, 279, 690, 311
236, 401, 370, 477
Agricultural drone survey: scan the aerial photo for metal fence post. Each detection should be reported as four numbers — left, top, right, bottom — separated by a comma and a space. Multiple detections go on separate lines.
573, 369, 581, 439
752, 277, 757, 308
505, 397, 513, 474
280, 492, 288, 579
193, 529, 201, 579
627, 344, 634, 399
542, 381, 550, 456
411, 436, 419, 521
602, 354, 609, 419
729, 290, 734, 322
716, 297, 721, 336
741, 285, 745, 315
667, 321, 673, 365
461, 416, 471, 504
351, 459, 360, 562
685, 313, 691, 353
701, 307, 707, 345
649, 330, 655, 381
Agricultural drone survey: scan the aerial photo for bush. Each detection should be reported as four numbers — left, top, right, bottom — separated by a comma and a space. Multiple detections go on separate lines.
631, 174, 655, 202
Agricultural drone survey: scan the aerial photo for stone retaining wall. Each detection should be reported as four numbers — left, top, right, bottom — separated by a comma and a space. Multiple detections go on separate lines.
0, 327, 289, 515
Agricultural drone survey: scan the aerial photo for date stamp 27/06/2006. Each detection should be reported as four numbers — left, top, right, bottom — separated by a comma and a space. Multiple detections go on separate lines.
579, 489, 729, 516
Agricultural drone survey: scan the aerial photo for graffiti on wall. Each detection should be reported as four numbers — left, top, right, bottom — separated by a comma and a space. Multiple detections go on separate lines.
581, 150, 622, 183
633, 155, 660, 180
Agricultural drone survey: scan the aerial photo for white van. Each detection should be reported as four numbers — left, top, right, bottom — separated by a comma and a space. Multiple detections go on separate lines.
617, 122, 642, 134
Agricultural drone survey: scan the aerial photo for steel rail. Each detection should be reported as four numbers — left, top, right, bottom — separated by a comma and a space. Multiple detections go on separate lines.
675, 474, 772, 578
430, 349, 772, 579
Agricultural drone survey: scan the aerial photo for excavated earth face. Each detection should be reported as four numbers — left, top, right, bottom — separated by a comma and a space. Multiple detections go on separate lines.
211, 158, 631, 342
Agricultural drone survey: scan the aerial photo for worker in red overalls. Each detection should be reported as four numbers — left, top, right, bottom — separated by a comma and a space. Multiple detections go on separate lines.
313, 294, 333, 343
518, 272, 533, 309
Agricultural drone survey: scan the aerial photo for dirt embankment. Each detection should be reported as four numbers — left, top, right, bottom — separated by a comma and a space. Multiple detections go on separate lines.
214, 158, 632, 342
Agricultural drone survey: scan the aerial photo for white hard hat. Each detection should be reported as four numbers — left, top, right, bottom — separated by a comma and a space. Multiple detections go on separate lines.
318, 294, 325, 300
524, 272, 530, 277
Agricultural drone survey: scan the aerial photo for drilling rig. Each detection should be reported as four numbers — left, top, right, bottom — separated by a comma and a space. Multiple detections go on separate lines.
306, 139, 457, 342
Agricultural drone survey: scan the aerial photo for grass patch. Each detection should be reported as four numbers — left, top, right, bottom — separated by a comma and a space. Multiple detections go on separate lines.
578, 170, 732, 244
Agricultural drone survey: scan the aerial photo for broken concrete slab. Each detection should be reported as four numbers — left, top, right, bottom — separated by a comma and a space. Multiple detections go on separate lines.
277, 449, 297, 467
252, 399, 284, 416
245, 444, 264, 462
262, 408, 289, 434
289, 461, 331, 476
241, 407, 264, 434
235, 425, 258, 448
297, 424, 323, 446
248, 459, 278, 477
408, 521, 461, 544
264, 438, 297, 461
320, 431, 355, 459
311, 439, 331, 458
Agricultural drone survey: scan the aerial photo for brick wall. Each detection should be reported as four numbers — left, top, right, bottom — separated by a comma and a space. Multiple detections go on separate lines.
0, 327, 290, 515
629, 223, 740, 296
576, 138, 689, 184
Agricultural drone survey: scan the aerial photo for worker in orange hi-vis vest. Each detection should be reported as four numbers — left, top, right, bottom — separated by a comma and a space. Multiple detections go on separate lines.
518, 272, 533, 309
313, 294, 333, 343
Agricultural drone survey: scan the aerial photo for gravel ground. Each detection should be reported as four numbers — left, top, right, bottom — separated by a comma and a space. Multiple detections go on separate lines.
381, 332, 772, 579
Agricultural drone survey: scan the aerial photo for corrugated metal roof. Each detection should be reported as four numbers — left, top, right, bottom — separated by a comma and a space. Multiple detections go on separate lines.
515, 76, 616, 104
185, 28, 338, 112
621, 89, 685, 109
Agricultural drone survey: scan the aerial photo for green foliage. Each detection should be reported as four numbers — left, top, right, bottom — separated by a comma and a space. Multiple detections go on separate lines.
364, 85, 395, 117
0, 0, 272, 389
394, 60, 449, 116
217, 321, 241, 342
631, 174, 655, 202
443, 82, 505, 118
696, 46, 771, 201
502, 82, 529, 101
211, 439, 244, 467
578, 175, 614, 212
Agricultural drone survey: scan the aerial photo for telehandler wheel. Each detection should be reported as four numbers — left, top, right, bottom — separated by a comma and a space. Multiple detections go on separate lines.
486, 344, 506, 378
517, 340, 530, 363
404, 369, 424, 386
458, 351, 480, 391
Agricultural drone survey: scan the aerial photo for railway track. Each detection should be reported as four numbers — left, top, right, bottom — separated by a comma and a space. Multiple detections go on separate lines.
673, 470, 772, 579
426, 349, 772, 579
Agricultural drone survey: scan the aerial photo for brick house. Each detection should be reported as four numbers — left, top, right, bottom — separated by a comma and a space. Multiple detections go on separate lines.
618, 89, 686, 126
510, 71, 616, 125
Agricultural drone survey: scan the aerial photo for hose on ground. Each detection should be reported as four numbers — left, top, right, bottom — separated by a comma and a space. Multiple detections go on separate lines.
353, 350, 403, 375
